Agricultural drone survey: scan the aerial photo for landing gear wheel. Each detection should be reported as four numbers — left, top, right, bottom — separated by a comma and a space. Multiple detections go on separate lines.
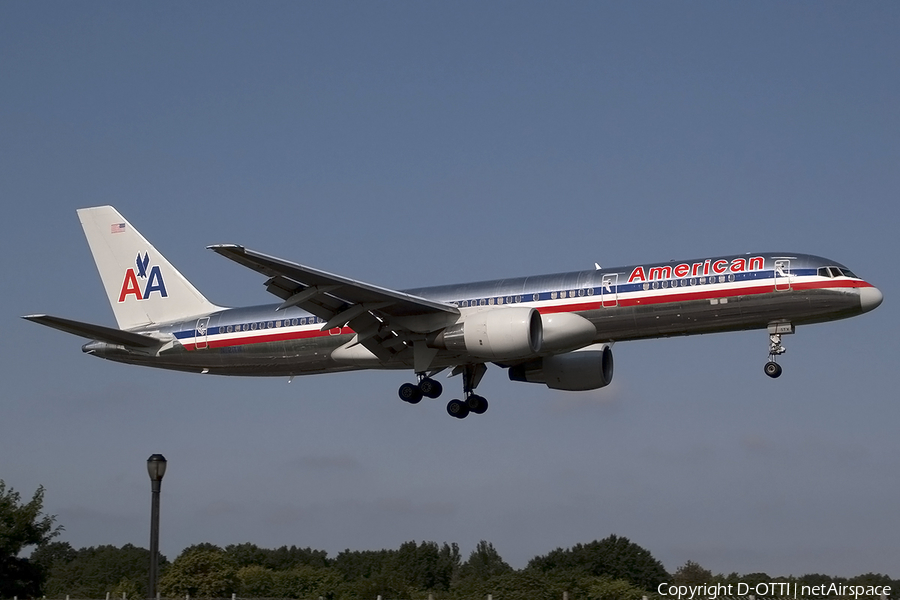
466, 394, 488, 414
764, 361, 783, 378
398, 382, 423, 404
419, 377, 443, 399
447, 399, 470, 419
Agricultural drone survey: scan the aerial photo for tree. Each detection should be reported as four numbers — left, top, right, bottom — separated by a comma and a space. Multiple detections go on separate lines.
159, 547, 238, 597
28, 540, 76, 584
237, 564, 276, 596
266, 544, 330, 570
390, 540, 460, 591
673, 561, 713, 586
43, 544, 167, 598
459, 540, 513, 581
111, 576, 143, 600
527, 534, 669, 592
333, 547, 393, 581
226, 542, 330, 571
0, 481, 61, 597
452, 569, 570, 600
581, 575, 649, 600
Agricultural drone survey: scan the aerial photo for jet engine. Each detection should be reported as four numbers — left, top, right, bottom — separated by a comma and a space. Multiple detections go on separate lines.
508, 345, 614, 391
540, 312, 597, 352
427, 307, 542, 360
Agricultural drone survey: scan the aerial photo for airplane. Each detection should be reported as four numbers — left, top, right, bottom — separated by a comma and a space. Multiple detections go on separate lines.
24, 206, 883, 419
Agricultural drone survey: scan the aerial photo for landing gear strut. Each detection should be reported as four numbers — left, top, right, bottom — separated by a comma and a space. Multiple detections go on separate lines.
764, 323, 793, 379
399, 363, 491, 419
447, 364, 488, 419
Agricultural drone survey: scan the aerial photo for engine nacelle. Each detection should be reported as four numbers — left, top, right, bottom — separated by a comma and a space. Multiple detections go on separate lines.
540, 312, 597, 353
428, 307, 542, 360
508, 345, 614, 391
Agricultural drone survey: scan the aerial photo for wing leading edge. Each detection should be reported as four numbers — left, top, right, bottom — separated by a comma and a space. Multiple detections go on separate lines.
208, 245, 460, 362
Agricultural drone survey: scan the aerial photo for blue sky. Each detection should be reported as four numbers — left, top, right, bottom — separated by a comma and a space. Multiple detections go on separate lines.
2, 2, 898, 577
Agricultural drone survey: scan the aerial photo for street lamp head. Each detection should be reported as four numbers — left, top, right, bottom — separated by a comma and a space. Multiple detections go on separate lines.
147, 454, 167, 481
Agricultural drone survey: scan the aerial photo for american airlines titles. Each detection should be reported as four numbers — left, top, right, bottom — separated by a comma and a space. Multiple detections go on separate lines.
627, 256, 765, 284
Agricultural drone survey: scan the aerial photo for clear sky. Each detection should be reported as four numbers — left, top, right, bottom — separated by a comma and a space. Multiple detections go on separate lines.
2, 1, 898, 578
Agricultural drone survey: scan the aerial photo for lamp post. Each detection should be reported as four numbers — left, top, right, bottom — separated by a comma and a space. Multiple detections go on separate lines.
147, 454, 167, 600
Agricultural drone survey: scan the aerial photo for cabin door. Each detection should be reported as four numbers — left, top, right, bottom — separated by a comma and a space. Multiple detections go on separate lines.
601, 273, 619, 307
774, 259, 792, 291
195, 316, 210, 349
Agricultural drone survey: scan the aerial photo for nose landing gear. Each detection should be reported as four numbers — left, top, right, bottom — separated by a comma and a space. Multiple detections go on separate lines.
764, 322, 793, 379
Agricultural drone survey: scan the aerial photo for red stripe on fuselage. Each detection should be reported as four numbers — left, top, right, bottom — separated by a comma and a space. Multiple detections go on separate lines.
181, 326, 353, 351
536, 279, 871, 315
181, 279, 872, 349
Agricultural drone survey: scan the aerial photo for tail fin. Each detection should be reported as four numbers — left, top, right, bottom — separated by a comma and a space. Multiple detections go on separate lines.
78, 206, 222, 330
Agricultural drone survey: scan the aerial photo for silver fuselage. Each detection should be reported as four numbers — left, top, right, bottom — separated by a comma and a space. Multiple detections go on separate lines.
83, 252, 880, 376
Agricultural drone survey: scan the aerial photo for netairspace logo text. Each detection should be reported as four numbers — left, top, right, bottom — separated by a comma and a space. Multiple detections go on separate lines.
658, 582, 892, 600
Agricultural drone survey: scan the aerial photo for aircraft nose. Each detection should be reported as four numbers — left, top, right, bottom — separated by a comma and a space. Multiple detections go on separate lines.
859, 285, 883, 313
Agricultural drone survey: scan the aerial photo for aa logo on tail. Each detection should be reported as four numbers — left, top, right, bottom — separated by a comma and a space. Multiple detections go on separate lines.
118, 252, 168, 302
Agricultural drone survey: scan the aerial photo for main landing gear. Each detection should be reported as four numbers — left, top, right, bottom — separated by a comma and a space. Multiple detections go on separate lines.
446, 363, 488, 419
398, 375, 443, 404
398, 364, 489, 419
764, 322, 794, 379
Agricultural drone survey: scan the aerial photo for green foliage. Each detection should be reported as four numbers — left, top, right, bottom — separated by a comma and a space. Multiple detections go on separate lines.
42, 543, 167, 598
237, 564, 344, 599
527, 534, 669, 592
227, 542, 330, 570
237, 564, 275, 596
458, 540, 513, 582
159, 547, 238, 597
450, 569, 572, 600
111, 576, 143, 600
330, 541, 460, 599
582, 575, 649, 600
392, 540, 460, 591
333, 548, 393, 581
0, 480, 61, 597
28, 540, 77, 586
673, 560, 713, 586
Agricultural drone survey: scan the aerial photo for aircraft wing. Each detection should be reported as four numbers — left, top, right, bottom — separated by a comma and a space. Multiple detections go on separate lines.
22, 314, 162, 348
208, 245, 459, 362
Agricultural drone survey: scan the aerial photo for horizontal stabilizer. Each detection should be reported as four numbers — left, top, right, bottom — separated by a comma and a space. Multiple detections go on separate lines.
22, 314, 161, 348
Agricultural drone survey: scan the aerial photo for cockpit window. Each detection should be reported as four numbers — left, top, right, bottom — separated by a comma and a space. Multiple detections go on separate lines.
819, 266, 860, 279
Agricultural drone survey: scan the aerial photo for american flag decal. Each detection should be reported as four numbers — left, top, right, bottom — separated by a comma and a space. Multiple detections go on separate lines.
111, 223, 126, 234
